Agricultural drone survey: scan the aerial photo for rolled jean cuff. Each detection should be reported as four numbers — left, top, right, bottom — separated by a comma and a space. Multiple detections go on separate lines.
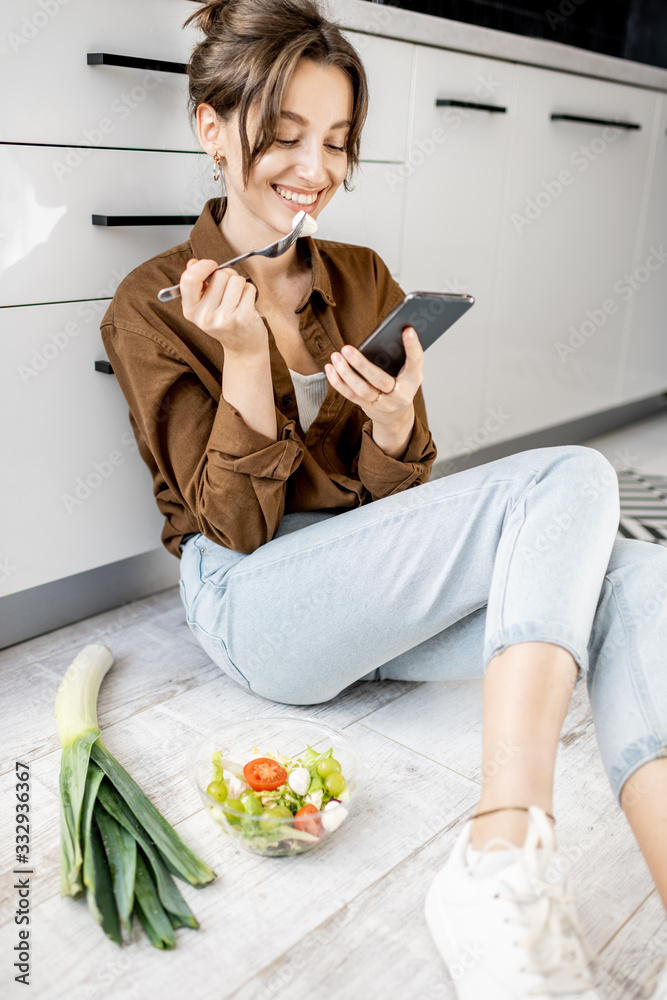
483, 621, 590, 680
608, 739, 667, 806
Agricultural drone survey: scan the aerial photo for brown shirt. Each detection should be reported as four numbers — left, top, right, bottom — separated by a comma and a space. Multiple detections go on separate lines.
100, 197, 437, 558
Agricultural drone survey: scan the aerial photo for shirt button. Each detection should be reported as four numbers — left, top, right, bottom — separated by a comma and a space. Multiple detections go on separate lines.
282, 394, 293, 405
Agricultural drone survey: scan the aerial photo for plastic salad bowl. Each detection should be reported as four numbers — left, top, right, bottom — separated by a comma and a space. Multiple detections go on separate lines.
188, 716, 368, 857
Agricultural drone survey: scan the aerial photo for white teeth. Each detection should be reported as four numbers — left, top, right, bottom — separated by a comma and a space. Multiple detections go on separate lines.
274, 185, 318, 205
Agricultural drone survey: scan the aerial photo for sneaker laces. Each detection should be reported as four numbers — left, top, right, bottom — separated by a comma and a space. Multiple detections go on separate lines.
480, 805, 597, 996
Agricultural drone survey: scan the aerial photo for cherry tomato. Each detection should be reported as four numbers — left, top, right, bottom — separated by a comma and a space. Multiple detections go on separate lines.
294, 803, 323, 839
243, 757, 288, 791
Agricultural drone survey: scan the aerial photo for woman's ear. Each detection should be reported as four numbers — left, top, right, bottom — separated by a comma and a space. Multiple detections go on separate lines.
196, 103, 225, 157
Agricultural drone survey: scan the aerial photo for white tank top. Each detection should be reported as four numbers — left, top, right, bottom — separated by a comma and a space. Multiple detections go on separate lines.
287, 367, 328, 433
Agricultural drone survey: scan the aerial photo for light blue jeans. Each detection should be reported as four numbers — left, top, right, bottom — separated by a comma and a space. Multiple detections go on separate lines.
178, 444, 667, 804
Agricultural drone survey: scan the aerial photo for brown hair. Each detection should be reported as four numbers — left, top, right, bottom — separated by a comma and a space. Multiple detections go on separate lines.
182, 0, 368, 221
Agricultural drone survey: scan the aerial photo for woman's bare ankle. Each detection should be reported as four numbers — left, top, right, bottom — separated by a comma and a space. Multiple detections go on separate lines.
470, 806, 556, 851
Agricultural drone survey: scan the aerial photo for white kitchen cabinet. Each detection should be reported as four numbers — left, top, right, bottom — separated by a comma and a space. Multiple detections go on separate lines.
0, 143, 219, 308
399, 45, 517, 458
618, 93, 667, 401
0, 0, 200, 150
341, 30, 414, 164
0, 301, 167, 595
314, 161, 405, 278
484, 63, 659, 443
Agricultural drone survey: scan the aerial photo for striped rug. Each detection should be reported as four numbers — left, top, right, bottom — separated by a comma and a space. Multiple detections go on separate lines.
616, 469, 667, 546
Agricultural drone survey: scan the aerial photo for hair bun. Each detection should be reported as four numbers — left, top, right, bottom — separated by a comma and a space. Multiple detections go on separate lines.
186, 0, 235, 37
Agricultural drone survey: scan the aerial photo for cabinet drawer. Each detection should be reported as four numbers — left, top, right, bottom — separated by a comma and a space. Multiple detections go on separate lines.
0, 0, 200, 150
0, 143, 220, 307
400, 46, 517, 457
485, 64, 659, 440
342, 30, 413, 163
1, 301, 167, 594
619, 93, 667, 402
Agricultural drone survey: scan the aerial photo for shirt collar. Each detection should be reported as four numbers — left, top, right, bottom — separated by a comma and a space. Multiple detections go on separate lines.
189, 197, 336, 311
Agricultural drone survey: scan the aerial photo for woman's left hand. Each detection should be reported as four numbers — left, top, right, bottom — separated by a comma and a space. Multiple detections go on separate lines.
324, 326, 423, 427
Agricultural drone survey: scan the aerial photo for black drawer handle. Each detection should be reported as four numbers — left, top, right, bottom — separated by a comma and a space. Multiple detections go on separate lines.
436, 99, 507, 113
95, 360, 114, 375
551, 113, 641, 130
87, 52, 187, 74
92, 215, 199, 226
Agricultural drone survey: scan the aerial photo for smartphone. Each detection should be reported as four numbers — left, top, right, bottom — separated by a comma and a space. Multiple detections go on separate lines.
357, 291, 475, 378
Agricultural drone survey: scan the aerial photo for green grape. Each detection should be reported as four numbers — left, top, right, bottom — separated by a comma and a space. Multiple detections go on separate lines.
207, 779, 228, 803
240, 790, 263, 816
259, 804, 293, 832
316, 757, 342, 779
224, 798, 245, 826
324, 772, 346, 797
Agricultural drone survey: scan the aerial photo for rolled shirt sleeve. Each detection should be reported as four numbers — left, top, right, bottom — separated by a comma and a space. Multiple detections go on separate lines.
357, 385, 438, 500
101, 323, 304, 554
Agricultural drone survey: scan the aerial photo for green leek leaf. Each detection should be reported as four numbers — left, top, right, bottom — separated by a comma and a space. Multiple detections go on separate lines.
58, 730, 100, 896
81, 762, 121, 945
133, 849, 176, 950
90, 738, 215, 888
94, 801, 136, 935
97, 778, 199, 930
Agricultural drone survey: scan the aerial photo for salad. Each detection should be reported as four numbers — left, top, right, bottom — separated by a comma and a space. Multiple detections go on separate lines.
205, 743, 350, 855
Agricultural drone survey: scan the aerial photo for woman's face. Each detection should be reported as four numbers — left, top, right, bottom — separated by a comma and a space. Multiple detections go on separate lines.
218, 58, 354, 234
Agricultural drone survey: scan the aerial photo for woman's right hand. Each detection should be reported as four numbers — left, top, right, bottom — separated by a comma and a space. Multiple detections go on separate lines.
180, 258, 268, 358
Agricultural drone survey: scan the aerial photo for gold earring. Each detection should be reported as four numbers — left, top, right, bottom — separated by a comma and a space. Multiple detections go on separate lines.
212, 151, 221, 182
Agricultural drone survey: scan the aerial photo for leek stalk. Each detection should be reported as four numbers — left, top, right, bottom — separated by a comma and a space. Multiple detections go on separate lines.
55, 643, 216, 948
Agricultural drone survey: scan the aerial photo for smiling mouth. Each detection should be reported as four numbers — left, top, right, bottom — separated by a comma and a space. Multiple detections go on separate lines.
272, 184, 323, 209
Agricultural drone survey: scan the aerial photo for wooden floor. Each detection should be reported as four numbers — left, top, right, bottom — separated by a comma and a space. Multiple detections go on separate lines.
2, 411, 667, 1000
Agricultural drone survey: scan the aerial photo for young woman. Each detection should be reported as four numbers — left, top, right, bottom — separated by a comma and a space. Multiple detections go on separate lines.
100, 0, 667, 996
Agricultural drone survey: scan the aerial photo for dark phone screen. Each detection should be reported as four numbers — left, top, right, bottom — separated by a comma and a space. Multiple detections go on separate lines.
358, 293, 474, 378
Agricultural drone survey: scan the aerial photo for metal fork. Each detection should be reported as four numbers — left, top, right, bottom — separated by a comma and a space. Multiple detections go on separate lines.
156, 209, 309, 302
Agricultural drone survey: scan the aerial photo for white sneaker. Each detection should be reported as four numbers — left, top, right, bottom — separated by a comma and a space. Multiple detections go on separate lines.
425, 805, 599, 998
